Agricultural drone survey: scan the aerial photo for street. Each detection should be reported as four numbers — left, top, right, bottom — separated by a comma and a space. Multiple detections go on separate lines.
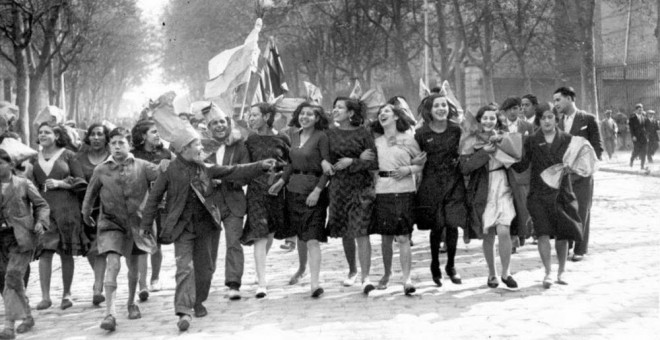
5, 171, 659, 340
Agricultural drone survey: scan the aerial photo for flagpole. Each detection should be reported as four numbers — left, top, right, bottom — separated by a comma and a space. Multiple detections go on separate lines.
239, 71, 252, 121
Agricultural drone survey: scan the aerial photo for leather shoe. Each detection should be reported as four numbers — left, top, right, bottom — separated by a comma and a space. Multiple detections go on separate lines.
100, 315, 116, 332
36, 299, 52, 310
311, 287, 324, 298
194, 304, 207, 317
177, 315, 191, 331
571, 254, 584, 262
138, 289, 149, 302
0, 328, 15, 340
255, 287, 267, 299
403, 283, 416, 296
487, 276, 499, 288
501, 275, 518, 289
16, 316, 34, 334
127, 304, 141, 319
446, 267, 462, 285
430, 264, 442, 287
92, 294, 105, 306
362, 280, 375, 295
228, 288, 241, 300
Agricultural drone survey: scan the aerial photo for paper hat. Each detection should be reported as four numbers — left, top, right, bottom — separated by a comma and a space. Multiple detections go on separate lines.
170, 126, 200, 153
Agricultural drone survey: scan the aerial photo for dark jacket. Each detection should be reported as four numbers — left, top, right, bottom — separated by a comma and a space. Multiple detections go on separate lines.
1, 175, 50, 252
204, 138, 250, 218
140, 157, 263, 243
628, 113, 648, 144
563, 110, 603, 160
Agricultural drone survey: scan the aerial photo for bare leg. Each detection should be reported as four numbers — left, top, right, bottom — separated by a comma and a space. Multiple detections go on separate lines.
104, 253, 121, 317
126, 255, 139, 305
307, 240, 322, 291
137, 254, 148, 292
38, 251, 54, 306
254, 238, 269, 287
378, 235, 394, 288
150, 245, 162, 284
342, 237, 358, 278
482, 230, 497, 278
396, 236, 412, 285
356, 236, 371, 282
289, 238, 307, 284
556, 240, 569, 284
537, 235, 552, 282
496, 225, 512, 277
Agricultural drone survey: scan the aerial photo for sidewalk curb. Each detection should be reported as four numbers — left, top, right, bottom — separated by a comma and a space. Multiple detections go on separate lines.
599, 167, 660, 178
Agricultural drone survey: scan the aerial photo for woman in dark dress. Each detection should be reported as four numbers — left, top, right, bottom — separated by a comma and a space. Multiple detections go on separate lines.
324, 97, 378, 294
241, 103, 290, 298
31, 123, 87, 310
131, 120, 172, 300
75, 123, 110, 306
269, 102, 330, 298
414, 94, 467, 287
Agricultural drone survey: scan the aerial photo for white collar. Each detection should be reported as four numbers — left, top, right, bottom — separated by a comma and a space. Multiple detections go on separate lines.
105, 152, 135, 165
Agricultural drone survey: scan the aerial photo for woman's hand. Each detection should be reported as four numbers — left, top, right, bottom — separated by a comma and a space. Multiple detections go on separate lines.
268, 178, 285, 196
411, 152, 427, 166
333, 157, 353, 171
44, 179, 68, 190
321, 160, 334, 176
489, 133, 503, 144
483, 143, 497, 154
391, 166, 412, 180
359, 149, 376, 161
306, 188, 321, 207
260, 158, 277, 170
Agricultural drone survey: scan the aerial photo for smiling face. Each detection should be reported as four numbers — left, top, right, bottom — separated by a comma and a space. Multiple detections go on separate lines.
378, 104, 398, 128
298, 107, 319, 129
88, 126, 107, 151
180, 139, 203, 162
332, 100, 350, 124
430, 97, 449, 122
540, 110, 558, 133
109, 134, 130, 161
209, 115, 230, 140
480, 110, 498, 133
38, 125, 56, 147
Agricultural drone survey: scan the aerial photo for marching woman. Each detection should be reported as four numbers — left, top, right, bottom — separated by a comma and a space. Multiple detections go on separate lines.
414, 94, 467, 287
241, 103, 291, 298
131, 120, 172, 301
324, 97, 378, 294
460, 105, 519, 289
512, 103, 585, 288
75, 123, 111, 306
370, 104, 423, 295
0, 149, 49, 338
269, 102, 330, 298
31, 122, 88, 310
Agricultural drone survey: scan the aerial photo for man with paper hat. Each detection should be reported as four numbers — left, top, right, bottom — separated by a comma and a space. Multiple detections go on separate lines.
140, 125, 276, 331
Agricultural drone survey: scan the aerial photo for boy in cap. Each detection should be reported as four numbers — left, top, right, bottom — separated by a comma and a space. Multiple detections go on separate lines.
140, 127, 275, 331
82, 128, 162, 332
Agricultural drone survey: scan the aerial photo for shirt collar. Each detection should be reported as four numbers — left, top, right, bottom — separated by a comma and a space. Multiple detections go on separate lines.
105, 152, 135, 165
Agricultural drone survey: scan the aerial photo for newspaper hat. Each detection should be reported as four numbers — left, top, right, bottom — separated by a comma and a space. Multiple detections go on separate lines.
170, 125, 200, 153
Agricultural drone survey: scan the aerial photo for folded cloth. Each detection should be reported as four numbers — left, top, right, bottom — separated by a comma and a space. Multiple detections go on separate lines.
0, 137, 37, 163
541, 136, 598, 189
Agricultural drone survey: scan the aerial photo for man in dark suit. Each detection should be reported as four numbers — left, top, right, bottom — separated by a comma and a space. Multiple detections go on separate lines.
645, 110, 659, 163
554, 87, 603, 262
629, 103, 649, 169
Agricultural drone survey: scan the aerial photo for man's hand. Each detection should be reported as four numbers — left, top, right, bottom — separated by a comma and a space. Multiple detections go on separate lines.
268, 178, 285, 196
260, 158, 277, 170
34, 222, 46, 235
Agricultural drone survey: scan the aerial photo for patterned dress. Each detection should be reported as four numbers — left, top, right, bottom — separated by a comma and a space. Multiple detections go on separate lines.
325, 127, 377, 238
241, 132, 291, 244
31, 149, 88, 256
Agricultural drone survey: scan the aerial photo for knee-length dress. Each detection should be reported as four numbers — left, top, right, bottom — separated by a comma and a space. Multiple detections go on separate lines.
325, 127, 377, 238
241, 132, 291, 245
31, 149, 88, 256
75, 149, 109, 257
414, 123, 467, 231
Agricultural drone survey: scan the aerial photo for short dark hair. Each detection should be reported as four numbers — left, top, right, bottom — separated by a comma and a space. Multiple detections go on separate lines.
522, 94, 538, 106
420, 94, 458, 124
36, 122, 71, 148
83, 123, 110, 146
635, 103, 643, 109
535, 102, 558, 124
108, 127, 132, 144
500, 97, 522, 111
371, 104, 412, 134
554, 86, 576, 101
334, 96, 365, 127
475, 104, 503, 130
251, 102, 277, 128
289, 102, 329, 130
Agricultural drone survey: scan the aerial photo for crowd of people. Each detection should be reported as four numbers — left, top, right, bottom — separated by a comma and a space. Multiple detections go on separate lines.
0, 85, 605, 336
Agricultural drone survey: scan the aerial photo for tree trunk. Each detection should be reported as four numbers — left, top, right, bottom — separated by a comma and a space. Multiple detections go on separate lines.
482, 66, 496, 104
391, 2, 415, 102
14, 49, 29, 142
28, 74, 44, 147
68, 72, 78, 123
2, 78, 10, 101
435, 0, 451, 82
578, 0, 598, 117
656, 0, 660, 57
517, 53, 533, 94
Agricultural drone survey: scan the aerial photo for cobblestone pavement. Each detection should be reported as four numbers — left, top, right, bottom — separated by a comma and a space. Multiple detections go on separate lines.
2, 171, 658, 339
599, 149, 660, 177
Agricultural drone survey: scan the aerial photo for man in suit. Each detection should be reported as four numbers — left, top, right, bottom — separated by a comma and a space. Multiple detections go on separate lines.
501, 97, 535, 250
628, 103, 649, 169
646, 110, 659, 163
600, 110, 618, 160
521, 94, 539, 127
554, 87, 603, 262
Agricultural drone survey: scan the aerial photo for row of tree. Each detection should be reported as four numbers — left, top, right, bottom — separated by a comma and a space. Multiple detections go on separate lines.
163, 0, 658, 115
0, 0, 153, 143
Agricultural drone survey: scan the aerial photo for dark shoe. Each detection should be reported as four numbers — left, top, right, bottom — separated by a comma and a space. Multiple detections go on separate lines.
127, 304, 141, 320
177, 315, 191, 332
280, 241, 295, 252
36, 299, 52, 310
138, 289, 149, 302
92, 294, 105, 306
100, 315, 116, 332
362, 280, 375, 295
311, 287, 324, 298
0, 329, 15, 340
228, 288, 241, 300
571, 254, 584, 262
60, 297, 73, 310
501, 275, 518, 289
487, 276, 499, 288
16, 316, 34, 334
511, 247, 517, 254
194, 304, 207, 318
430, 264, 442, 287
446, 267, 462, 285
403, 283, 416, 296
255, 287, 267, 299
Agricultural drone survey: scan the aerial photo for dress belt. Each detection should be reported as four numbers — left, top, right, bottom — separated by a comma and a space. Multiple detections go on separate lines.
292, 169, 322, 177
489, 167, 505, 172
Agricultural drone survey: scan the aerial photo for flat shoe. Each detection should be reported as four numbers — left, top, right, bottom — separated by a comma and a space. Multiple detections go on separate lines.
487, 276, 499, 288
446, 267, 462, 285
311, 287, 324, 298
571, 254, 584, 262
377, 276, 389, 290
60, 298, 73, 310
127, 304, 141, 319
342, 273, 358, 287
255, 287, 267, 299
100, 315, 116, 332
138, 289, 149, 302
542, 277, 553, 289
556, 276, 568, 285
362, 281, 375, 295
92, 294, 105, 306
430, 265, 442, 287
501, 275, 518, 289
404, 283, 416, 296
194, 304, 207, 318
149, 280, 162, 292
16, 316, 34, 334
228, 288, 241, 301
36, 299, 52, 310
177, 315, 191, 332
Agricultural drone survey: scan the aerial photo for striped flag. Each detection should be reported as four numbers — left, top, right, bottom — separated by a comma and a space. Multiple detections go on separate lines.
266, 40, 288, 97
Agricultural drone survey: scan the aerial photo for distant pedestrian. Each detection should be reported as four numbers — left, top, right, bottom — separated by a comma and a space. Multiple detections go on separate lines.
613, 109, 630, 150
646, 110, 659, 163
600, 110, 618, 160
629, 104, 649, 169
